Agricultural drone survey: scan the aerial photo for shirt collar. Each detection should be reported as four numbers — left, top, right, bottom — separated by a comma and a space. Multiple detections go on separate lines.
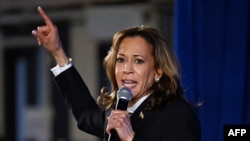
127, 94, 150, 113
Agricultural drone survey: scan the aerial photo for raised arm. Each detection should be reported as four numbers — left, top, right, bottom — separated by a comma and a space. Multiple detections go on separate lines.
32, 6, 69, 66
32, 6, 105, 138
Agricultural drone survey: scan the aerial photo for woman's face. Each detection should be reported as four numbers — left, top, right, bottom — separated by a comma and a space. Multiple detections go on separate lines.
115, 36, 162, 100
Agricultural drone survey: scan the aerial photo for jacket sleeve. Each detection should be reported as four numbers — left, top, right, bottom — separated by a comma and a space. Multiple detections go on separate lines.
53, 66, 105, 138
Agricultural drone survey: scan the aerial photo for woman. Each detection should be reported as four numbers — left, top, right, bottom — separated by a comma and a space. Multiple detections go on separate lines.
32, 6, 201, 141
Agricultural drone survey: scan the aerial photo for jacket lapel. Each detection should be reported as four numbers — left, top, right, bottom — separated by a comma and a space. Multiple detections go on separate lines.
130, 96, 154, 131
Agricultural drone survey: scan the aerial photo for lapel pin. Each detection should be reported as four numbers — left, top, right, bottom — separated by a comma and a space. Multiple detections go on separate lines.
139, 111, 144, 119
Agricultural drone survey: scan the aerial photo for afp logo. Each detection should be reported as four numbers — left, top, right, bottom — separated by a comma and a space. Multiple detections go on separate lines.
224, 125, 250, 141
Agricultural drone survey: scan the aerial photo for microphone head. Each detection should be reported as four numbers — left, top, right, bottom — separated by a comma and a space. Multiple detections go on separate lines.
117, 87, 132, 101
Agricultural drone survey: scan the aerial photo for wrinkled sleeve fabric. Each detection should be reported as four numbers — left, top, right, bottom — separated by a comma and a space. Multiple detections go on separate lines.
52, 66, 105, 138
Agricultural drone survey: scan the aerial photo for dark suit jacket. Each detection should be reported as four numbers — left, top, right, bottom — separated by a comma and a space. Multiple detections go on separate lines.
53, 66, 201, 141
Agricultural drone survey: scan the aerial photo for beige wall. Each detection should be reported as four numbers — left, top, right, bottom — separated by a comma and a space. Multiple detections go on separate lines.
69, 18, 99, 141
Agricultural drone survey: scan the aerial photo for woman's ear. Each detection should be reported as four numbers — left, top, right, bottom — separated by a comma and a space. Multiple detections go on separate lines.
154, 68, 163, 82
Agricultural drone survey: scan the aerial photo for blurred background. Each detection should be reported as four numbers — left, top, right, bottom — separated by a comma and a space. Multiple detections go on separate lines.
0, 0, 249, 141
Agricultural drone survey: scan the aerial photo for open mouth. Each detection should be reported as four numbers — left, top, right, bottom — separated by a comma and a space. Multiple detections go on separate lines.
122, 80, 137, 88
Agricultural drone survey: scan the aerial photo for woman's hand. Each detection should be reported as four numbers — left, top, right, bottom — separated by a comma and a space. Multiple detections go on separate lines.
106, 110, 135, 141
32, 6, 69, 66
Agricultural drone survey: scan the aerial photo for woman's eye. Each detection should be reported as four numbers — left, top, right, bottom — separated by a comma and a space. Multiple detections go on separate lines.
135, 59, 144, 64
116, 57, 124, 63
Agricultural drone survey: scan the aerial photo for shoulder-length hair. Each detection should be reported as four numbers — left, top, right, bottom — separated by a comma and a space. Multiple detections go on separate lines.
97, 26, 184, 110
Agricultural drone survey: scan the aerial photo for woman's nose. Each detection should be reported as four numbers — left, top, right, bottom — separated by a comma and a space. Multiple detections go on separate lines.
123, 62, 133, 73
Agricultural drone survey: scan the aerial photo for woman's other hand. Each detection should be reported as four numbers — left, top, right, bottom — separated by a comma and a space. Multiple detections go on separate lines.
32, 6, 69, 66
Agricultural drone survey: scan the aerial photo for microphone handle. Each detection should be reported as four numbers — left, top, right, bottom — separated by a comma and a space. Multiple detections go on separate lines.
116, 99, 129, 110
108, 129, 120, 141
108, 99, 129, 141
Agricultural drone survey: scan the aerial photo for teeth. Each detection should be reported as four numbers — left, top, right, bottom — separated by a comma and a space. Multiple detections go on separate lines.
123, 80, 136, 87
124, 83, 136, 87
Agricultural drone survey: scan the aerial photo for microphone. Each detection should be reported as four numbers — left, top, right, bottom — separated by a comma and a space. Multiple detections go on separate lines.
108, 87, 132, 141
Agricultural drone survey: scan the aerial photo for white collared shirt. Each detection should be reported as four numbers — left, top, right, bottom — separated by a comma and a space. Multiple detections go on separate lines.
50, 62, 72, 76
127, 94, 150, 114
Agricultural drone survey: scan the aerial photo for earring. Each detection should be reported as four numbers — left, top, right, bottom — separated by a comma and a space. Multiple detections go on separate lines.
154, 77, 160, 82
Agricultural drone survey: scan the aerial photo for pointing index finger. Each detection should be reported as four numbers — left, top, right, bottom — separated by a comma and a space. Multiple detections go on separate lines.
37, 6, 54, 27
